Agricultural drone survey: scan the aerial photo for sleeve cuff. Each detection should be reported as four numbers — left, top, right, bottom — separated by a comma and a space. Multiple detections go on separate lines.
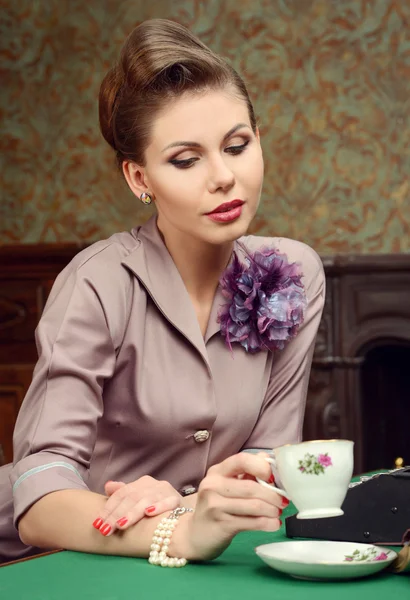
11, 455, 89, 528
241, 448, 274, 454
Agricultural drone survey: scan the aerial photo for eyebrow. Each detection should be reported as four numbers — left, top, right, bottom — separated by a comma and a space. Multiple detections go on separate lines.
161, 123, 250, 152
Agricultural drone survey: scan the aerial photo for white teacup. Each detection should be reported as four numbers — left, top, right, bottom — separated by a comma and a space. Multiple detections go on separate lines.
257, 439, 354, 519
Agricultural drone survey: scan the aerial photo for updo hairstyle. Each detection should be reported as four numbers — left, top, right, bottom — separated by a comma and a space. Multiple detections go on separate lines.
99, 19, 257, 168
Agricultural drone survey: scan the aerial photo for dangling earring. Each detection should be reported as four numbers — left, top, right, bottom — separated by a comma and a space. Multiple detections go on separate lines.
140, 192, 153, 205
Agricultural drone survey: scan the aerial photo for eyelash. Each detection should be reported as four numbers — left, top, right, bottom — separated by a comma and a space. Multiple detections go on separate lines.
169, 140, 250, 169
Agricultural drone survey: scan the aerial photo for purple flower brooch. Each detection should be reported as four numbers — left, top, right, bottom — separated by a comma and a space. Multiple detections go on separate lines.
218, 242, 307, 354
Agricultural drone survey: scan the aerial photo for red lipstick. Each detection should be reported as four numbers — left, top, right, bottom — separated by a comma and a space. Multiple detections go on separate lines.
206, 199, 244, 223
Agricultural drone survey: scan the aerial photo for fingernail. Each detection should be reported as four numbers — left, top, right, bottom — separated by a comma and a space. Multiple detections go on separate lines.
278, 508, 283, 516
117, 517, 128, 527
100, 524, 112, 536
282, 497, 290, 507
279, 519, 283, 527
268, 473, 275, 484
145, 506, 156, 514
93, 518, 103, 530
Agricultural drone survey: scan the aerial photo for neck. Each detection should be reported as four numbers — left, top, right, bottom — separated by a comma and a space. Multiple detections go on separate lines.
157, 221, 234, 301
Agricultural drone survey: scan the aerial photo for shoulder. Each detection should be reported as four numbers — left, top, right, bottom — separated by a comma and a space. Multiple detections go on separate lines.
47, 231, 141, 310
54, 231, 138, 284
42, 232, 142, 346
238, 234, 325, 295
65, 231, 139, 276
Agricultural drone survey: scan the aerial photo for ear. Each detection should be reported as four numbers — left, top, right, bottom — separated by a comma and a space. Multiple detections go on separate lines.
122, 161, 154, 200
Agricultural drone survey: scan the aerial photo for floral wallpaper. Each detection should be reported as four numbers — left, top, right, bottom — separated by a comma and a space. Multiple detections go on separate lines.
1, 0, 409, 253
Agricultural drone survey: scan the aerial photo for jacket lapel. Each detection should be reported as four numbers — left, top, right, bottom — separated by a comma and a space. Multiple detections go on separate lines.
205, 284, 225, 343
122, 217, 218, 365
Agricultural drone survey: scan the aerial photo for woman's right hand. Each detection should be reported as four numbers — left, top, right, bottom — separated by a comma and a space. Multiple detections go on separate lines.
92, 476, 182, 537
171, 453, 286, 561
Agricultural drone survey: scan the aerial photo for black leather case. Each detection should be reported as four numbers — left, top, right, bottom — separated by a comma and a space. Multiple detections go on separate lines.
285, 468, 410, 546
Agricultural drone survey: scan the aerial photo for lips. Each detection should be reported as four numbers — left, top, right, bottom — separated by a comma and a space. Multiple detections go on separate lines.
207, 199, 244, 214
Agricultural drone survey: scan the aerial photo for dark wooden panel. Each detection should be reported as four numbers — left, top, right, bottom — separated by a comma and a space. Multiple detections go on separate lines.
0, 280, 53, 363
0, 281, 42, 340
0, 366, 34, 464
0, 244, 85, 278
349, 277, 410, 327
0, 245, 86, 463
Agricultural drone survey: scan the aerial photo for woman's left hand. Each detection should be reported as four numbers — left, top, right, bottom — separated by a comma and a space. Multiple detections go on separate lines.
92, 476, 183, 536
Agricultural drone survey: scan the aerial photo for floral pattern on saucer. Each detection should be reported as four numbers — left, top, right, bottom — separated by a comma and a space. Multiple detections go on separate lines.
255, 541, 397, 581
344, 548, 389, 562
298, 452, 333, 475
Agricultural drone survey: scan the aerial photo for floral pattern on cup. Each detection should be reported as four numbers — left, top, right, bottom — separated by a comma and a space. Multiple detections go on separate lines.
298, 452, 333, 475
344, 548, 390, 562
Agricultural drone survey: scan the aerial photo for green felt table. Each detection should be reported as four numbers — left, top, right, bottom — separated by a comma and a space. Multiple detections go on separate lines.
1, 512, 408, 600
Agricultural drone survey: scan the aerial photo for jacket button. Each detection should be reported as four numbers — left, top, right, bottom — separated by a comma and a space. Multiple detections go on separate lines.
180, 485, 197, 496
193, 430, 210, 443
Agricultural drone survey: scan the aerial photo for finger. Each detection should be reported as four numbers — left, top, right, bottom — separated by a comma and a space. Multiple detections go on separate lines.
256, 451, 271, 458
240, 454, 271, 481
210, 453, 271, 482
224, 513, 282, 535
98, 491, 178, 536
223, 496, 282, 519
96, 489, 138, 534
240, 472, 276, 485
143, 494, 181, 518
104, 480, 126, 496
97, 497, 140, 537
200, 474, 286, 510
116, 494, 182, 530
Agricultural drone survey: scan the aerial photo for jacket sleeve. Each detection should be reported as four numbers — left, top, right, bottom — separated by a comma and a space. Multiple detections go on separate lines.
242, 242, 325, 451
10, 247, 129, 527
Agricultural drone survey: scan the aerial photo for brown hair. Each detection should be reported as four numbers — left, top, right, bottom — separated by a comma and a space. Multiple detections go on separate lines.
99, 19, 257, 168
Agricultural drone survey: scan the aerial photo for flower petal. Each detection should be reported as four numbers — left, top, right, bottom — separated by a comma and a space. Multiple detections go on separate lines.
218, 246, 307, 353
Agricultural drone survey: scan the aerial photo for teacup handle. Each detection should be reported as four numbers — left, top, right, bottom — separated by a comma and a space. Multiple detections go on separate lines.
255, 457, 290, 500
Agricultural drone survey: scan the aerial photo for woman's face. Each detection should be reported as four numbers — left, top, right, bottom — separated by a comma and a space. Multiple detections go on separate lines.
126, 87, 264, 246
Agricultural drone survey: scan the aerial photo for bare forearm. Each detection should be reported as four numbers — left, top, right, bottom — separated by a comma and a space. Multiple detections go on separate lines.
19, 489, 193, 557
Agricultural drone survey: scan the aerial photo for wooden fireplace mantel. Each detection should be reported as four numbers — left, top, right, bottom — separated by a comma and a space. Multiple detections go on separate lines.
1, 245, 410, 472
305, 252, 410, 472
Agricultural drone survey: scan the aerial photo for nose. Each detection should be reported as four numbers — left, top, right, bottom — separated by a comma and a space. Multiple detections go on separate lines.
207, 155, 235, 194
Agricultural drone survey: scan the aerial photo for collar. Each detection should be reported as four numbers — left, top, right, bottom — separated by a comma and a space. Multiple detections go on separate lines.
121, 217, 227, 364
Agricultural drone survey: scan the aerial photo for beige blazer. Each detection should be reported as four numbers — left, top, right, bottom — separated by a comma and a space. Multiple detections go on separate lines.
0, 217, 325, 562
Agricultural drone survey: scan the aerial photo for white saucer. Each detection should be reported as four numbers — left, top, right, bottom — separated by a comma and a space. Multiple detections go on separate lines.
255, 541, 397, 581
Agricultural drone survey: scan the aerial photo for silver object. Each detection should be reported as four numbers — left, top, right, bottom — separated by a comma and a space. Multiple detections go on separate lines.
180, 485, 197, 496
169, 507, 194, 519
193, 430, 210, 443
348, 467, 406, 488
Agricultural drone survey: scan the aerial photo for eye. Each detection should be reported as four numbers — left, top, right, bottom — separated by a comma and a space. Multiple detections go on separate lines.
169, 157, 199, 169
225, 140, 250, 155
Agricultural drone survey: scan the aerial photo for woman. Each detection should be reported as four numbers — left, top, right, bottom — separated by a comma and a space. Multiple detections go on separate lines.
0, 19, 325, 565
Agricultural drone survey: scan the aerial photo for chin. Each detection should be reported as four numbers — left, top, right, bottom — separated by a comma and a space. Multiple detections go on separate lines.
204, 216, 252, 246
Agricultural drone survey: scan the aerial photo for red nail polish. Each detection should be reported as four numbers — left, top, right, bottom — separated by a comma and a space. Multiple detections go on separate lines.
279, 519, 283, 526
268, 473, 275, 484
93, 518, 103, 530
278, 508, 283, 516
100, 524, 112, 536
117, 517, 128, 527
145, 506, 156, 514
282, 497, 290, 507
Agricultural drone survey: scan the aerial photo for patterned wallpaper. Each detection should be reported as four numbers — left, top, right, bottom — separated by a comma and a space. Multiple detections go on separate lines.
1, 0, 409, 253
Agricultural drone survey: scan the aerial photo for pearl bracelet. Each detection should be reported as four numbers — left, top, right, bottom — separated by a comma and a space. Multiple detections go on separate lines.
148, 507, 194, 567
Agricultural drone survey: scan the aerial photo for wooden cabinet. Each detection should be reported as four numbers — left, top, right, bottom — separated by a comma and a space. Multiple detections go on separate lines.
1, 245, 409, 473
0, 367, 34, 464
304, 254, 410, 473
0, 244, 84, 464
